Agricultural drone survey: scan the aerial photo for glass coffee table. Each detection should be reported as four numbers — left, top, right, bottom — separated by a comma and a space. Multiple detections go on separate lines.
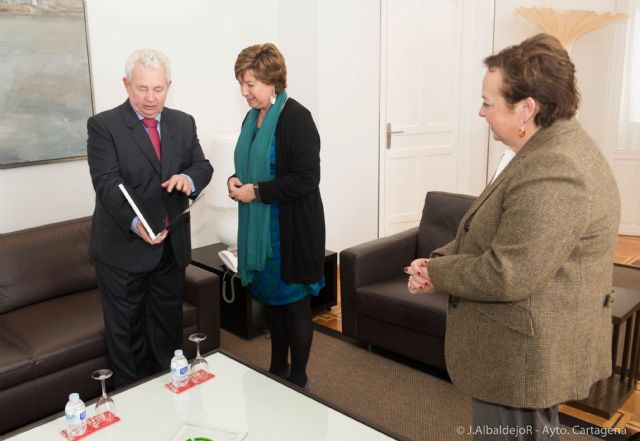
7, 351, 405, 440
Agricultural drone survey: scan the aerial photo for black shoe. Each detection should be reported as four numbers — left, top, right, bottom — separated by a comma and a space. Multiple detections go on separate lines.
270, 363, 290, 379
288, 374, 309, 389
280, 364, 291, 379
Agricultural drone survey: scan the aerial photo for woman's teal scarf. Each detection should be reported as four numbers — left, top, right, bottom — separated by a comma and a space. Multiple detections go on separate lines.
235, 91, 287, 285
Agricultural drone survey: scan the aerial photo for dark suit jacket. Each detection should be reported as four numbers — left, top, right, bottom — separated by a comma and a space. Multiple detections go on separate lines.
87, 100, 213, 272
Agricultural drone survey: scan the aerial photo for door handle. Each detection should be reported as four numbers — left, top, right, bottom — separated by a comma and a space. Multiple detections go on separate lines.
386, 123, 404, 149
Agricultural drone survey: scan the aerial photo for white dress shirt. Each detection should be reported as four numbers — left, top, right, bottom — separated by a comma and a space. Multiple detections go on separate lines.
490, 148, 517, 183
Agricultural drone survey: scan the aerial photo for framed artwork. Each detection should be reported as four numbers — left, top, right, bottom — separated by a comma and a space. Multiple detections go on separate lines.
0, 0, 94, 169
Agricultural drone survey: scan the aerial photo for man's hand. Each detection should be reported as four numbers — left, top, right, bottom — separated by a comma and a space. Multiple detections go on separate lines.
136, 220, 168, 245
405, 258, 436, 294
162, 174, 192, 195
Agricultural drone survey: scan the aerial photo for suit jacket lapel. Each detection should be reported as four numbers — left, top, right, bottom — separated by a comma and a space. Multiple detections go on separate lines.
458, 120, 577, 230
460, 153, 523, 227
121, 100, 161, 176
159, 109, 178, 181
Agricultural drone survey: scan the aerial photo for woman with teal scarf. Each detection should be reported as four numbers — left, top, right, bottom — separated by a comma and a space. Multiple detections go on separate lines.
228, 43, 325, 388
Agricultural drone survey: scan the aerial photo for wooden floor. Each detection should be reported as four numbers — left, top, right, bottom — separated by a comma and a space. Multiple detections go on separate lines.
312, 235, 640, 433
616, 235, 640, 267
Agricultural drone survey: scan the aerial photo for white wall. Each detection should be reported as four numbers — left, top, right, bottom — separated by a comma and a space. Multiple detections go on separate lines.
0, 160, 95, 230
2, 0, 633, 245
0, 0, 380, 253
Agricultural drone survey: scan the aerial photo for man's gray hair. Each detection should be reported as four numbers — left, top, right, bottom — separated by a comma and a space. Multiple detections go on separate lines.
125, 49, 172, 82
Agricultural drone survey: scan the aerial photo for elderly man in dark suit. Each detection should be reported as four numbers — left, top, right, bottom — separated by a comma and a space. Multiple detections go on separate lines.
87, 49, 213, 387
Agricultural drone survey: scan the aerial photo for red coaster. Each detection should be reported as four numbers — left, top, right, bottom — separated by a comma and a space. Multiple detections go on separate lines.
60, 411, 120, 440
164, 371, 215, 394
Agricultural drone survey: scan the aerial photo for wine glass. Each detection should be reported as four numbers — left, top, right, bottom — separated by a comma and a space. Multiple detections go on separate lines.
188, 333, 208, 380
91, 369, 116, 420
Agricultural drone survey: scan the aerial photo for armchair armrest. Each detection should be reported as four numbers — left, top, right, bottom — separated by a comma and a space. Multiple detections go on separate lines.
184, 264, 220, 353
339, 227, 418, 338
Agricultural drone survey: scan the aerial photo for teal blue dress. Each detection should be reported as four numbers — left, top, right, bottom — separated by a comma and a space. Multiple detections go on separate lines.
251, 134, 325, 306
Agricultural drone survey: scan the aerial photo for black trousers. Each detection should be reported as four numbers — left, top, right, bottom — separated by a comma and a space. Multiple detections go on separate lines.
95, 243, 184, 388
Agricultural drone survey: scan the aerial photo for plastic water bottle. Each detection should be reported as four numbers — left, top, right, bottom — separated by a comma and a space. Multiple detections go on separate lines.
64, 393, 87, 437
170, 349, 189, 387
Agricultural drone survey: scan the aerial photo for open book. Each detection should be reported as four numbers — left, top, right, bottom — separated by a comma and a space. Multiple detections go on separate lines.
118, 184, 204, 240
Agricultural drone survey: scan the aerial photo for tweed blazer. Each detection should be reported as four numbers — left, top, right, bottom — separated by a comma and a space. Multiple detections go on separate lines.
428, 118, 620, 408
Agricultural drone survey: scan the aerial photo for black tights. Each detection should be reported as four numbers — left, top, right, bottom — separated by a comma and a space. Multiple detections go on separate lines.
267, 295, 313, 387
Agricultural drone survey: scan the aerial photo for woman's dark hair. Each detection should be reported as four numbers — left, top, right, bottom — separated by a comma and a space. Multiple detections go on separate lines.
484, 33, 580, 127
234, 43, 287, 93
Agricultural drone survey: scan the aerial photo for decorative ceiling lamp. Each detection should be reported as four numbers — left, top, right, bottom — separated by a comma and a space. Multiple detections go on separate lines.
515, 6, 628, 52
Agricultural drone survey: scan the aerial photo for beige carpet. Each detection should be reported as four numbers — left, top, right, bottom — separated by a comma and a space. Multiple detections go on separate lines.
220, 328, 624, 441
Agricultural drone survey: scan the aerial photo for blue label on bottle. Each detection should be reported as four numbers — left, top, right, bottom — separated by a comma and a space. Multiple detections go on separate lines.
179, 366, 188, 375
65, 409, 86, 423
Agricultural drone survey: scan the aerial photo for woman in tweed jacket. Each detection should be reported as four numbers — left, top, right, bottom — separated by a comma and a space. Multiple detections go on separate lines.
407, 34, 620, 440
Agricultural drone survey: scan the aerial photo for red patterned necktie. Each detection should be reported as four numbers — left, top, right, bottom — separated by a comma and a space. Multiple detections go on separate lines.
142, 118, 161, 161
142, 117, 169, 227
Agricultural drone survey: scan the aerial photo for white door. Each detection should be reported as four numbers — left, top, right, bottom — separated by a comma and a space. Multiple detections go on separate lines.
379, 0, 495, 235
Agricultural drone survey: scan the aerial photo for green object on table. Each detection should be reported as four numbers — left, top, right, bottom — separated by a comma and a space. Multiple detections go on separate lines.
185, 437, 214, 441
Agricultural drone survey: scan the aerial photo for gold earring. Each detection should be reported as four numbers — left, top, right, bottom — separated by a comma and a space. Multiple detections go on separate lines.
270, 92, 276, 105
517, 121, 526, 138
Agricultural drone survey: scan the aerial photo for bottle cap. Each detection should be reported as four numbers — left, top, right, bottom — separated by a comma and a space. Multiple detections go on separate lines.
69, 393, 79, 401
174, 349, 183, 356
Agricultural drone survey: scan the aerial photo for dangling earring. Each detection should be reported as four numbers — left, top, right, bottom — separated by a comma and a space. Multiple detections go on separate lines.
270, 91, 276, 105
517, 121, 526, 138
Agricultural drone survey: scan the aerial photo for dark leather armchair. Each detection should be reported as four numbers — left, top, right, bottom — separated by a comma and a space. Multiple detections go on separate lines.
340, 191, 475, 370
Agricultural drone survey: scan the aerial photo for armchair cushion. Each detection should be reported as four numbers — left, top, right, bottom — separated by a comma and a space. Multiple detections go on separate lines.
356, 275, 449, 337
0, 323, 31, 390
418, 192, 476, 257
0, 290, 104, 387
0, 218, 95, 314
